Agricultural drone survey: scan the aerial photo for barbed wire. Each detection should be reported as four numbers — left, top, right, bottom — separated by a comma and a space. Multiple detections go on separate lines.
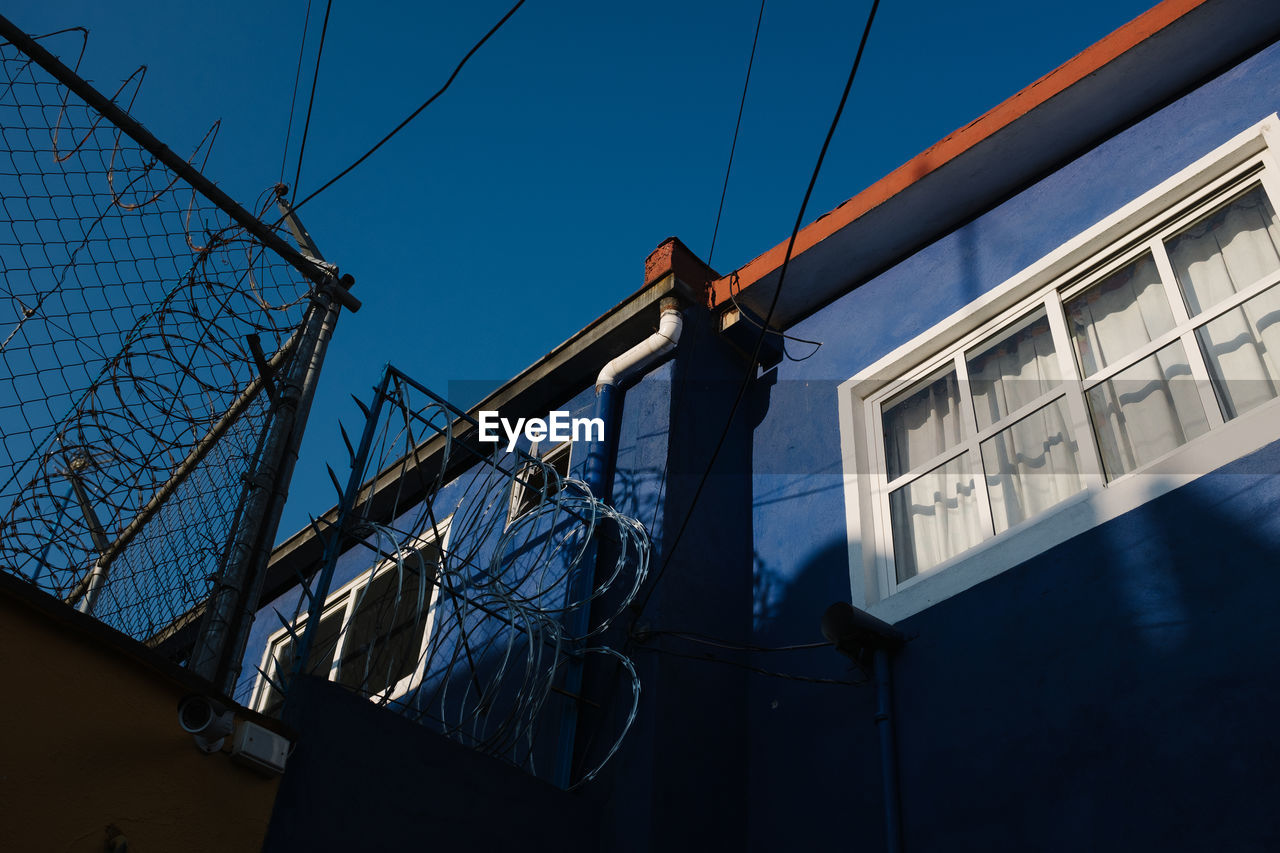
0, 29, 318, 645
251, 368, 649, 789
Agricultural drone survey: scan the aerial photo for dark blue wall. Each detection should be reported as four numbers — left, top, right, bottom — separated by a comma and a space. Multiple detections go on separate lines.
883, 440, 1280, 850
264, 675, 598, 853
583, 303, 755, 853
256, 34, 1280, 853
738, 36, 1280, 853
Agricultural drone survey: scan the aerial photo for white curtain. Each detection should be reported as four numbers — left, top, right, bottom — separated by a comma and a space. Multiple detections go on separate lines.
1196, 284, 1280, 418
1086, 342, 1210, 478
968, 311, 1060, 430
889, 453, 983, 582
981, 399, 1084, 533
1166, 186, 1280, 315
882, 369, 963, 480
1066, 253, 1175, 375
1165, 188, 1280, 418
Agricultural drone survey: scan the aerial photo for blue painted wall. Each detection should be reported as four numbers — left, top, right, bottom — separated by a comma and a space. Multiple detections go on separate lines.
254, 38, 1280, 853
737, 36, 1280, 853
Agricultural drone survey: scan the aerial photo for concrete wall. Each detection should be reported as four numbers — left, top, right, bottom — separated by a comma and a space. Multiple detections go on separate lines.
0, 576, 282, 852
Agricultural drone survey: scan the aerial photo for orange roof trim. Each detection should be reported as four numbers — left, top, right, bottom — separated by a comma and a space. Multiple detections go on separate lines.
708, 0, 1211, 309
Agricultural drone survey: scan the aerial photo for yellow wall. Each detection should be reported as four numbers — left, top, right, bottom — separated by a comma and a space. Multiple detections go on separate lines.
0, 587, 284, 852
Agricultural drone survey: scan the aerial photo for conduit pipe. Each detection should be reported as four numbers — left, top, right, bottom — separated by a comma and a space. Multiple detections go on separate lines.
554, 296, 683, 788
583, 297, 683, 502
822, 602, 907, 853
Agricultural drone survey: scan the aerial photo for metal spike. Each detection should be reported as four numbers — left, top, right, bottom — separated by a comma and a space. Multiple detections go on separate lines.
351, 394, 372, 420
339, 422, 355, 461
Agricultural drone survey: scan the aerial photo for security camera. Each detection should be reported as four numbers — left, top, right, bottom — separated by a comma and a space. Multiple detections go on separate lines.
178, 694, 235, 753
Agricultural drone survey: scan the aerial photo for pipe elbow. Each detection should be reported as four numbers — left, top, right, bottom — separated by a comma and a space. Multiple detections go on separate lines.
595, 304, 683, 392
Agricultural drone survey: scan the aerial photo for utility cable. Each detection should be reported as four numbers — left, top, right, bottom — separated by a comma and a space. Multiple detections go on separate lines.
631, 0, 882, 623
636, 628, 831, 653
291, 0, 334, 202
635, 644, 867, 686
278, 0, 314, 184
708, 0, 766, 268
291, 0, 527, 212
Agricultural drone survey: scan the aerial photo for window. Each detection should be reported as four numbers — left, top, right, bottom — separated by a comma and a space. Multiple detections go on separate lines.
839, 116, 1280, 619
253, 521, 450, 714
508, 440, 571, 523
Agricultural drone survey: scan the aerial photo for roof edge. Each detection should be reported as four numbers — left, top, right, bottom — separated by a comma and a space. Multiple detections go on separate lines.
707, 0, 1211, 308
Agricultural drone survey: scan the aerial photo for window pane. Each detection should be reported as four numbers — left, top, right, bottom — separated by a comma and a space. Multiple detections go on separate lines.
338, 561, 432, 696
967, 309, 1060, 431
1165, 186, 1280, 316
260, 608, 342, 716
1196, 281, 1280, 419
1085, 341, 1210, 479
980, 399, 1085, 534
511, 443, 570, 520
883, 368, 963, 480
1065, 253, 1174, 376
889, 453, 983, 582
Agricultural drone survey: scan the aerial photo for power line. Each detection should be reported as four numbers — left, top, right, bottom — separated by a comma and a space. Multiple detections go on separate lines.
631, 0, 882, 623
634, 644, 867, 686
637, 628, 832, 653
278, 0, 315, 184
291, 0, 527, 213
292, 0, 334, 202
708, 0, 766, 269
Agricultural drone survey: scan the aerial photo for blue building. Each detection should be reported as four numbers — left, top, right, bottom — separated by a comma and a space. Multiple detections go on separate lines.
247, 0, 1280, 849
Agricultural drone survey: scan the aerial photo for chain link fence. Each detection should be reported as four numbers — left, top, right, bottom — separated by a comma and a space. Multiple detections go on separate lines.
0, 21, 333, 653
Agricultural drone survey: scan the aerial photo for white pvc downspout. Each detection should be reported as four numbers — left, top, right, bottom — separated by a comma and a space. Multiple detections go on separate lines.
555, 296, 683, 788
595, 297, 683, 391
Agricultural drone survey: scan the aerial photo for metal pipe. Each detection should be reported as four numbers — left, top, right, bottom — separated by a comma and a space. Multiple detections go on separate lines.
192, 192, 353, 692
553, 296, 683, 788
874, 648, 904, 853
188, 296, 320, 683
821, 601, 906, 853
217, 276, 346, 691
77, 563, 106, 615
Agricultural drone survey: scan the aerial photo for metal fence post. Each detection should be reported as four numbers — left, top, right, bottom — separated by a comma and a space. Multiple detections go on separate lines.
281, 366, 393, 711
188, 194, 356, 692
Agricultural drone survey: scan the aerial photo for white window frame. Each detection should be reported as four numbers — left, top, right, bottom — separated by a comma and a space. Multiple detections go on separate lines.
839, 114, 1280, 623
507, 439, 572, 526
252, 518, 452, 711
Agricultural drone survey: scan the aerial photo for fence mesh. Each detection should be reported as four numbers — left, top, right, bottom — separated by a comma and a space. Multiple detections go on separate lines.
0, 27, 320, 646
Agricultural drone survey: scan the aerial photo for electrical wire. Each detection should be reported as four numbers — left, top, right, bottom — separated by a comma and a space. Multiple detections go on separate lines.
291, 0, 527, 213
635, 644, 868, 686
708, 0, 766, 269
278, 0, 315, 184
637, 628, 832, 653
291, 0, 334, 202
726, 270, 824, 361
631, 0, 882, 624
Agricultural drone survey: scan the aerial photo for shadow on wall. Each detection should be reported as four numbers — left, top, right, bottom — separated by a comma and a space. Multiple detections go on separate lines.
744, 535, 885, 853
743, 445, 1280, 853
884, 461, 1280, 852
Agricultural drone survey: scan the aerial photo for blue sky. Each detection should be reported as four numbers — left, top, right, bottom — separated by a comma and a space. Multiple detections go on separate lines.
8, 0, 1156, 537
